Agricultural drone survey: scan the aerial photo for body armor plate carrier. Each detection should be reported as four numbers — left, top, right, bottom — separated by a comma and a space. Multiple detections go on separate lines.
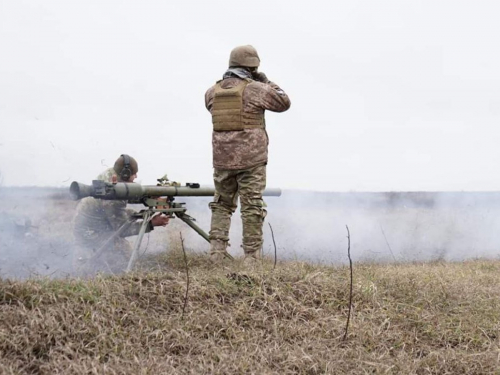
212, 79, 265, 131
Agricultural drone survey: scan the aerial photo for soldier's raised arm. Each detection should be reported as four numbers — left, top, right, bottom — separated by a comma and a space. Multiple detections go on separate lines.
259, 81, 291, 113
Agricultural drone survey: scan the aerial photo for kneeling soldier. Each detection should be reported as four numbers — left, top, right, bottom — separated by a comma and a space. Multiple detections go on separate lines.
72, 154, 169, 275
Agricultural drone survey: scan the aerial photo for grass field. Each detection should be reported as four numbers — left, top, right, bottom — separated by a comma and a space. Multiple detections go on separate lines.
1, 252, 499, 374
1, 187, 500, 373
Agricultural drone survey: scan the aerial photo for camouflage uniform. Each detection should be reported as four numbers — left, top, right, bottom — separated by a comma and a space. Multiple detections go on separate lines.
205, 66, 291, 258
95, 167, 116, 183
72, 168, 151, 275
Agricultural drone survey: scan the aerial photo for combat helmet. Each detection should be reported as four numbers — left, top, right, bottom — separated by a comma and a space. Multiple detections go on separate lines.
229, 45, 260, 68
113, 154, 138, 181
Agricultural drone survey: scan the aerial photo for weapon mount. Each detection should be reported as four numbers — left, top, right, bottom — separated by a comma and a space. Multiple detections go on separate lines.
70, 180, 281, 271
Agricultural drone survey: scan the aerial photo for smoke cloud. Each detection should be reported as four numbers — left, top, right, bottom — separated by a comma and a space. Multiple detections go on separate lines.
1, 187, 499, 280
159, 191, 500, 264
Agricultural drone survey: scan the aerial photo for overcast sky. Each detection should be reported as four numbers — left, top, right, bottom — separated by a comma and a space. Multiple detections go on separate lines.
0, 0, 499, 191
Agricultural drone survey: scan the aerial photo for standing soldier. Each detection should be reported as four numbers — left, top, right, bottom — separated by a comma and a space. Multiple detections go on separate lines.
205, 45, 291, 262
72, 154, 169, 275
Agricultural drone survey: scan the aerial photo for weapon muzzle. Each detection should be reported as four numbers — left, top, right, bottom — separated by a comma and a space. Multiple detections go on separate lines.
70, 181, 94, 200
263, 188, 281, 197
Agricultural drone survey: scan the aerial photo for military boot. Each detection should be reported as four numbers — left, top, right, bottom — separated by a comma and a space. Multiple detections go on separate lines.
209, 239, 232, 263
242, 244, 262, 268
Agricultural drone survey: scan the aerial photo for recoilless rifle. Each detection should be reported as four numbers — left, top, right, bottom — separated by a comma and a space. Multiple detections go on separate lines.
70, 178, 281, 272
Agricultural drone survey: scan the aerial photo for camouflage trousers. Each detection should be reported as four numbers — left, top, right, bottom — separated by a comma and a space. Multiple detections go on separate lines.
209, 164, 267, 257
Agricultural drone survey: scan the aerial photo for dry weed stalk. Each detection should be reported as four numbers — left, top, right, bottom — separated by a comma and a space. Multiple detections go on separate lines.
179, 231, 189, 320
268, 222, 278, 269
343, 224, 353, 341
380, 224, 397, 262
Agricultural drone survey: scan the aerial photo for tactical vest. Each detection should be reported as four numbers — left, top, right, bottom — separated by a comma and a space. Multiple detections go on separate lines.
212, 79, 265, 131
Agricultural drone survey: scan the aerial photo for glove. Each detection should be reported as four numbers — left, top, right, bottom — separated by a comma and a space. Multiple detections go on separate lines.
253, 71, 270, 83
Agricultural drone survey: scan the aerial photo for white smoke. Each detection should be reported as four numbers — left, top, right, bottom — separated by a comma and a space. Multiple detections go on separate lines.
165, 191, 500, 264
2, 187, 500, 280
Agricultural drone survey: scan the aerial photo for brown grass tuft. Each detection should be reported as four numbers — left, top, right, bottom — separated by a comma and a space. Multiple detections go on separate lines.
1, 254, 500, 374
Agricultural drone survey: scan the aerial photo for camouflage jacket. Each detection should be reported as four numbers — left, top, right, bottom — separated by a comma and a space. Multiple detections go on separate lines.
96, 167, 116, 183
72, 168, 151, 248
205, 77, 291, 170
72, 198, 150, 248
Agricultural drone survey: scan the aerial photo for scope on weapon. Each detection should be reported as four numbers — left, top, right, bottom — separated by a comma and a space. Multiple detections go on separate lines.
70, 180, 282, 202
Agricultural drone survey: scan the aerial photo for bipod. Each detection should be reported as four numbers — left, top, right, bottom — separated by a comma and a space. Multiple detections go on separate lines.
126, 210, 154, 272
125, 200, 216, 272
88, 218, 135, 265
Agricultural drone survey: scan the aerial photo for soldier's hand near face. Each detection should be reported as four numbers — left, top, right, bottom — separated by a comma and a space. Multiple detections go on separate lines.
151, 214, 169, 227
253, 71, 270, 84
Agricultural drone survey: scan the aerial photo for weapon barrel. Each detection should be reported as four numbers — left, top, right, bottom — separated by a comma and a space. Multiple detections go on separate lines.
70, 181, 281, 201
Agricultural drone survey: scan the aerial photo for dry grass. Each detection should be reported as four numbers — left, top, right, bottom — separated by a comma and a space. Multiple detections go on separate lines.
1, 253, 500, 374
